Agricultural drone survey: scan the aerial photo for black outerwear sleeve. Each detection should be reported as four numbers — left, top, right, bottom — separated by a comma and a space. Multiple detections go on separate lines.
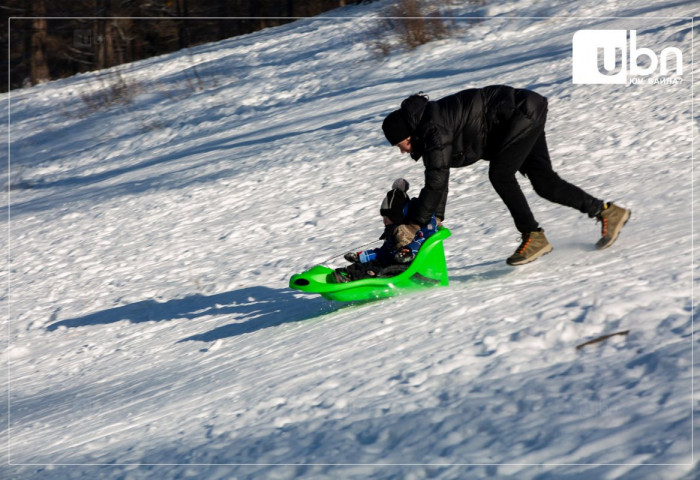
436, 187, 448, 221
411, 125, 452, 225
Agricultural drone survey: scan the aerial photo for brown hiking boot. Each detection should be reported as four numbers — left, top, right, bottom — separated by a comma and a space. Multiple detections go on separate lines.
506, 229, 553, 266
595, 203, 631, 250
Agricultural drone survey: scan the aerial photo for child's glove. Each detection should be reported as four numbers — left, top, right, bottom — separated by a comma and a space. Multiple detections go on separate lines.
393, 223, 420, 248
394, 248, 415, 264
344, 252, 360, 263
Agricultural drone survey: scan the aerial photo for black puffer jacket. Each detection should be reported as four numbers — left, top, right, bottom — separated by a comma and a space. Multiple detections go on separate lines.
399, 85, 548, 225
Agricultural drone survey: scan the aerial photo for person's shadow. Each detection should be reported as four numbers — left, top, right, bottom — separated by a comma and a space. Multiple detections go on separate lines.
47, 286, 340, 342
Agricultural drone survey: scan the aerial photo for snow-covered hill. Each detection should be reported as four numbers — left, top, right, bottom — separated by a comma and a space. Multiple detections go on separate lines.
3, 0, 698, 478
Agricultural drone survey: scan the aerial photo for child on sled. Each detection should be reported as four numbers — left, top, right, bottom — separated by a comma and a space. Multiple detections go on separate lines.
333, 178, 438, 283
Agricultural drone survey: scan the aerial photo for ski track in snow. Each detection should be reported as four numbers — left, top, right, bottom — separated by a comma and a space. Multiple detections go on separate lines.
2, 0, 698, 478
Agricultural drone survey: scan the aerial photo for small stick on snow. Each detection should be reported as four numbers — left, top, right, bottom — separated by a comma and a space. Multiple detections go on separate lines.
575, 330, 630, 350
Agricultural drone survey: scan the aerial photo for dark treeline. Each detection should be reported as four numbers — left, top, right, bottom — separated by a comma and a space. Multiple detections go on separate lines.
2, 0, 365, 92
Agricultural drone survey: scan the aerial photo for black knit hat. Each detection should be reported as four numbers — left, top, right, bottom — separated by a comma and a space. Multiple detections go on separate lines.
382, 110, 412, 146
380, 178, 410, 224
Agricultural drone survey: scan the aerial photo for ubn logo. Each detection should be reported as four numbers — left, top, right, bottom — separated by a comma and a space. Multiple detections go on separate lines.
572, 30, 683, 84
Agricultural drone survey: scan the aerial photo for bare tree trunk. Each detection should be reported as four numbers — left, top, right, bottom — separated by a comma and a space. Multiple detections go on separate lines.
30, 0, 50, 84
95, 0, 115, 69
176, 0, 190, 49
104, 20, 115, 67
96, 20, 115, 69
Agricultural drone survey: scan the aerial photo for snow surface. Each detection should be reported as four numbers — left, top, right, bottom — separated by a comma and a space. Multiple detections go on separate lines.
3, 0, 698, 478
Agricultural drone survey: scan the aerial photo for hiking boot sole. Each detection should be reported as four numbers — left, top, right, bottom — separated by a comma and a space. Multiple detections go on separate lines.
596, 209, 631, 250
506, 244, 553, 266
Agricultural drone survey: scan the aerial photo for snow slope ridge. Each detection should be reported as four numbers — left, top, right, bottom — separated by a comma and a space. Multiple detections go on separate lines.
3, 0, 697, 478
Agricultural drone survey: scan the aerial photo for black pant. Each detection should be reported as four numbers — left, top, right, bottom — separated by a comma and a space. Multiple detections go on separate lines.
337, 261, 409, 281
488, 124, 603, 233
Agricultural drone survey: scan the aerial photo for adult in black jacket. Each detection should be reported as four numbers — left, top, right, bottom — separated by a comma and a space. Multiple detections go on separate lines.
382, 85, 630, 265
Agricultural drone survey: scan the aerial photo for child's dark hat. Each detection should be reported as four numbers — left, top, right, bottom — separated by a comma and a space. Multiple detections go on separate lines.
380, 178, 410, 224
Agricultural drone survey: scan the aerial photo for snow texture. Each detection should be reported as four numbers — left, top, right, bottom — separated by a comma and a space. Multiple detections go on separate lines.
3, 0, 698, 478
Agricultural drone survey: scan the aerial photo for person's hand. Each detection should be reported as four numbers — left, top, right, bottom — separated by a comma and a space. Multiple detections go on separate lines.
393, 224, 420, 248
344, 252, 360, 263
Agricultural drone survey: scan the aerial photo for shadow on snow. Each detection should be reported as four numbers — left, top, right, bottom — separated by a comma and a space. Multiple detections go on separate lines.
47, 286, 340, 341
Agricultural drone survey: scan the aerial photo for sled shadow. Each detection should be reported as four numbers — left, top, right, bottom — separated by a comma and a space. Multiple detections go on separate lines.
47, 286, 339, 341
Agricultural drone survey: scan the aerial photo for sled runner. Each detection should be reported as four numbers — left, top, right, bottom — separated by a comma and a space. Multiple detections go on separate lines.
289, 227, 451, 302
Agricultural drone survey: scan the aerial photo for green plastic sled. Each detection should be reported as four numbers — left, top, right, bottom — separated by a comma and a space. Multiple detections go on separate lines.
289, 227, 451, 302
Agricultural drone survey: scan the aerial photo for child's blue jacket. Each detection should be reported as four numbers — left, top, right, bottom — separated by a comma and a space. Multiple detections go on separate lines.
359, 199, 438, 266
